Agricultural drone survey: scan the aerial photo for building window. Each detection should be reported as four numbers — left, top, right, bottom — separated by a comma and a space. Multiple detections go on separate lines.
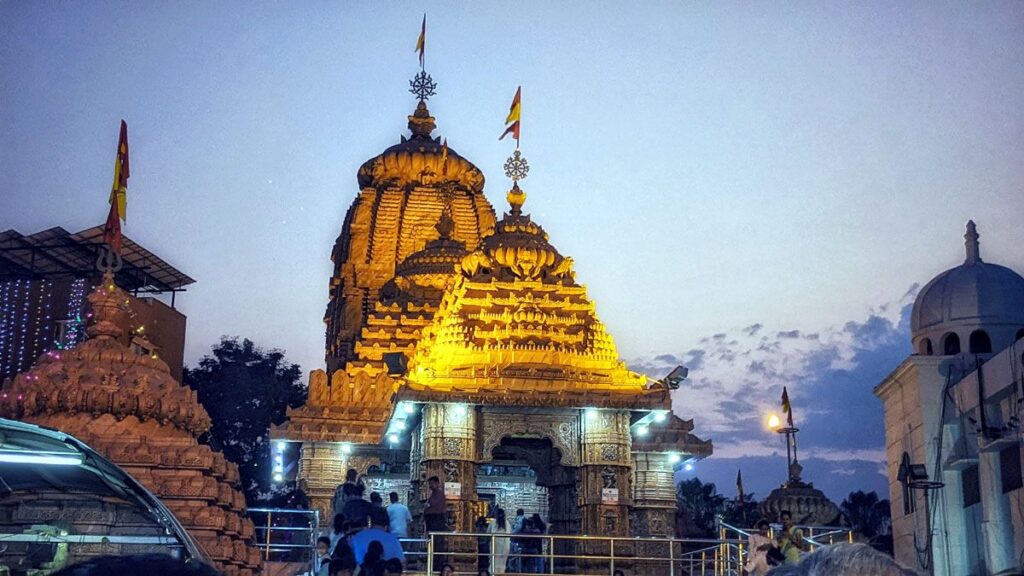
969, 330, 992, 354
918, 338, 933, 356
943, 332, 961, 355
962, 465, 981, 507
902, 482, 917, 515
1001, 444, 1023, 494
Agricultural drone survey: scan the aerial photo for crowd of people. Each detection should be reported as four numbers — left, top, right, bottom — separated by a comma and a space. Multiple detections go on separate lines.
471, 507, 550, 575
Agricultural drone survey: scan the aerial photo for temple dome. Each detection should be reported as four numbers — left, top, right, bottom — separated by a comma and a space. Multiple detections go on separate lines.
911, 221, 1024, 356
357, 101, 485, 193
460, 187, 574, 282
388, 211, 470, 294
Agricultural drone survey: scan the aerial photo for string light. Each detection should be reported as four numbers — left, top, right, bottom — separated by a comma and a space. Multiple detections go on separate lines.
0, 281, 12, 379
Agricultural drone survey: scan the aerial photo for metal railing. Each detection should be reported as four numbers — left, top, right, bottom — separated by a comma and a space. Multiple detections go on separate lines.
422, 531, 749, 575
248, 507, 320, 567
411, 524, 855, 575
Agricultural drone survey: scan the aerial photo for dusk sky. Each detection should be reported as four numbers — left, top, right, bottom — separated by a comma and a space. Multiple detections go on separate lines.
3, 2, 1023, 503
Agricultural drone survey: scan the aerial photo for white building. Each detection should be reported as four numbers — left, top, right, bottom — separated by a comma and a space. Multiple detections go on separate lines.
876, 221, 1024, 575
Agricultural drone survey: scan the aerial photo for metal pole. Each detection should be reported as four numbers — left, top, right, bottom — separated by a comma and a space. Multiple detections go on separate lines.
426, 532, 434, 575
264, 510, 272, 560
610, 538, 615, 576
669, 538, 676, 576
549, 535, 554, 574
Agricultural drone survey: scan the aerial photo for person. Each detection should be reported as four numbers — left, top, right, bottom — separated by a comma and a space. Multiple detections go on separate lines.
370, 491, 385, 509
745, 520, 775, 576
329, 513, 348, 556
509, 509, 525, 573
342, 482, 373, 530
316, 536, 333, 576
613, 571, 625, 576
512, 509, 525, 533
349, 509, 405, 566
489, 508, 510, 575
776, 510, 806, 566
475, 516, 491, 573
520, 517, 542, 574
359, 540, 387, 576
529, 513, 546, 572
423, 476, 447, 571
383, 558, 403, 575
764, 542, 918, 575
439, 564, 455, 576
387, 492, 412, 539
50, 554, 221, 576
286, 478, 311, 510
334, 468, 363, 516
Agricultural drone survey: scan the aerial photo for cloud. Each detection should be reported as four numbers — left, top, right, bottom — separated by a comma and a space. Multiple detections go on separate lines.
631, 286, 917, 501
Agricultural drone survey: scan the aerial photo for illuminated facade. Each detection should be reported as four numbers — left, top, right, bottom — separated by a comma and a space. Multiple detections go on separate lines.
275, 82, 711, 540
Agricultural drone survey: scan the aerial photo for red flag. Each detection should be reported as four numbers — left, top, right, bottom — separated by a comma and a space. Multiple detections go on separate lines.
102, 120, 129, 254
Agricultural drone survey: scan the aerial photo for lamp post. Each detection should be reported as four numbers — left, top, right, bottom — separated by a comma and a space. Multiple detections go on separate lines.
769, 414, 802, 484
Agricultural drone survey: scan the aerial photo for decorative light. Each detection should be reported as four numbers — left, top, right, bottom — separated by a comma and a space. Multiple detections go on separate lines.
636, 425, 649, 437
341, 443, 352, 455
0, 452, 83, 466
273, 463, 283, 473
668, 453, 682, 464
684, 463, 694, 472
654, 411, 668, 423
585, 408, 599, 420
768, 414, 781, 430
274, 454, 283, 464
395, 421, 406, 431
276, 441, 286, 451
403, 403, 415, 415
452, 404, 468, 417
388, 434, 400, 444
273, 473, 284, 483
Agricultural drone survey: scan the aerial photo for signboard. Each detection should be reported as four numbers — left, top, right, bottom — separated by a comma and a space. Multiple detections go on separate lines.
445, 482, 462, 499
601, 488, 619, 504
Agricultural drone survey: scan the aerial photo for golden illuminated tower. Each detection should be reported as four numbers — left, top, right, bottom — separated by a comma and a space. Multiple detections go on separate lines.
324, 77, 496, 372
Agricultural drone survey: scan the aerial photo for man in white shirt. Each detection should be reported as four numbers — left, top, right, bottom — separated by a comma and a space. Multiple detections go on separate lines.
386, 491, 412, 538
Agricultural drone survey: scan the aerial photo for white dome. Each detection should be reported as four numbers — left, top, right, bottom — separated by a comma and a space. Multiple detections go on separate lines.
910, 221, 1024, 355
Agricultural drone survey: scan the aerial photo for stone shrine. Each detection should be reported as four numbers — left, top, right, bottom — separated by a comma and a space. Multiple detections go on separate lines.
0, 272, 261, 575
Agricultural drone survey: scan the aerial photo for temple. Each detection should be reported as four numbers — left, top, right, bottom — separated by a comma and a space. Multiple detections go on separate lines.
275, 74, 712, 540
0, 272, 260, 575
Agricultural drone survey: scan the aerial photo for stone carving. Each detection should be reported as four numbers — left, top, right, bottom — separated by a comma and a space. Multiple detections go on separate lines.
443, 460, 461, 483
442, 438, 462, 457
479, 412, 580, 466
600, 444, 619, 462
601, 466, 618, 489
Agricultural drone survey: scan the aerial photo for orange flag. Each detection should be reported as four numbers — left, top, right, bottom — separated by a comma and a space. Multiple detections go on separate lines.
415, 14, 426, 68
103, 120, 129, 253
499, 86, 521, 143
781, 386, 794, 427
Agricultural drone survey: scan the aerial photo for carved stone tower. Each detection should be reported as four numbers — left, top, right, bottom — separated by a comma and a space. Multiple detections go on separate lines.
324, 99, 496, 372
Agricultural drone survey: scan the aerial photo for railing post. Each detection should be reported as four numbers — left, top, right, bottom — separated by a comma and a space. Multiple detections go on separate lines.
609, 537, 615, 576
701, 550, 706, 576
264, 510, 272, 561
549, 535, 554, 574
669, 537, 675, 576
426, 532, 434, 575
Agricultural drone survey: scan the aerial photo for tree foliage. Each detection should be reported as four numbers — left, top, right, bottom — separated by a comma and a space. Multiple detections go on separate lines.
840, 490, 892, 543
184, 337, 305, 503
676, 478, 728, 537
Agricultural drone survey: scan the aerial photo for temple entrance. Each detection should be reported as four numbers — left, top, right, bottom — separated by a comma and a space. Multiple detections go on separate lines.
483, 437, 581, 564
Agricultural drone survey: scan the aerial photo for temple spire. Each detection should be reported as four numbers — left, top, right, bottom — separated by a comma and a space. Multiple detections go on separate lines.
965, 220, 981, 264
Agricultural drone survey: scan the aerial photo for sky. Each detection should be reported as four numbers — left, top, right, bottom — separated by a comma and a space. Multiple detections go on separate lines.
3, 1, 1024, 504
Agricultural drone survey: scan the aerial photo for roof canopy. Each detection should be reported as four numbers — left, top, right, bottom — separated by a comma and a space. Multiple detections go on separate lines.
0, 226, 194, 293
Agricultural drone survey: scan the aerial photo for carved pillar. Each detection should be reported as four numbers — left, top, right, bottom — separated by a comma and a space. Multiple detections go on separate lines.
297, 442, 379, 521
580, 410, 633, 537
631, 452, 676, 537
420, 403, 479, 532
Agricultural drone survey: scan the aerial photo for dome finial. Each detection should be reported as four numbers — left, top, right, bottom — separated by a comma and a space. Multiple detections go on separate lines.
965, 220, 981, 264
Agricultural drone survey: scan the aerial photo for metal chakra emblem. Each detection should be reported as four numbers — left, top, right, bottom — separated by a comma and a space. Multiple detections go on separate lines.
503, 149, 530, 182
409, 70, 437, 102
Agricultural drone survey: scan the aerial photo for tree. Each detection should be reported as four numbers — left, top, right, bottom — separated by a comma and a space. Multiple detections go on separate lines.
721, 492, 762, 529
676, 478, 728, 537
840, 490, 892, 549
184, 337, 305, 503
